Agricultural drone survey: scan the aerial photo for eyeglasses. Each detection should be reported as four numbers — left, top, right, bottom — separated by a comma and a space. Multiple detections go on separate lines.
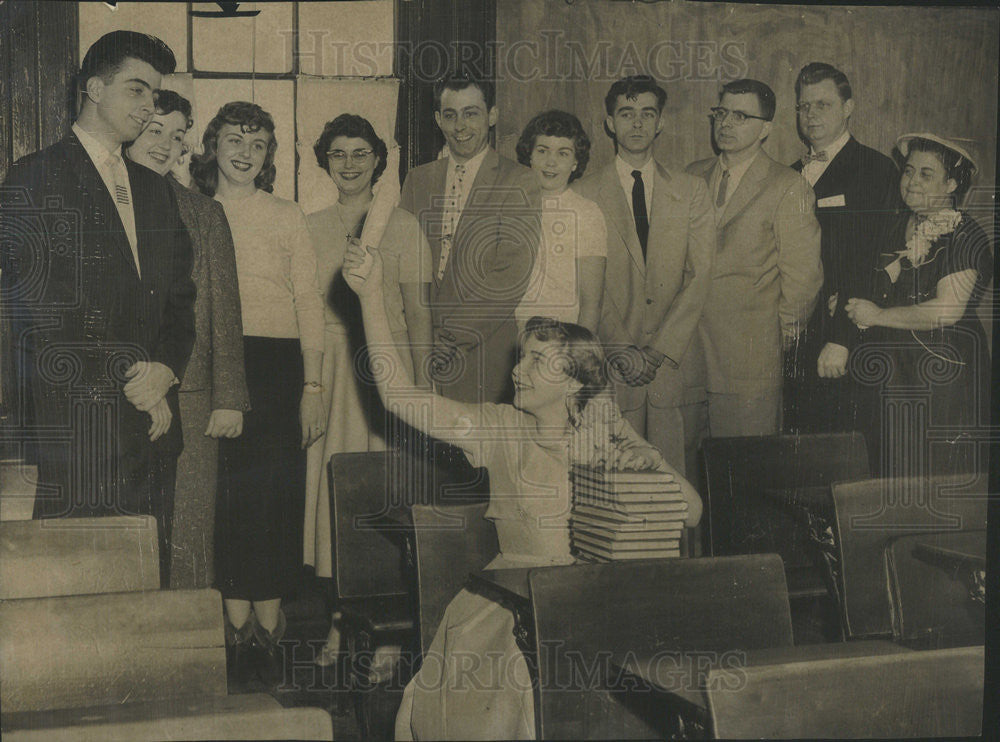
326, 148, 375, 163
709, 107, 769, 125
795, 101, 833, 114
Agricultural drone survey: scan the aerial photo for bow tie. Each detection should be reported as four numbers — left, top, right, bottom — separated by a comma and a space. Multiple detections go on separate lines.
802, 150, 829, 164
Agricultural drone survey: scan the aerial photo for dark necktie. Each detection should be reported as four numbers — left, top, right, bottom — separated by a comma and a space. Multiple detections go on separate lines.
631, 169, 648, 261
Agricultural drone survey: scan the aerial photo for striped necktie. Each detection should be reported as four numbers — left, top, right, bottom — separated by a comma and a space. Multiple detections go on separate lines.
105, 153, 140, 276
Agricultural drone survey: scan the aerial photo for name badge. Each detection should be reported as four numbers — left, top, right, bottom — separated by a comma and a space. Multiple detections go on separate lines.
818, 194, 846, 208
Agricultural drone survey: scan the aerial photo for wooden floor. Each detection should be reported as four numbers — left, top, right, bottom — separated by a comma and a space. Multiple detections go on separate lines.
236, 572, 405, 742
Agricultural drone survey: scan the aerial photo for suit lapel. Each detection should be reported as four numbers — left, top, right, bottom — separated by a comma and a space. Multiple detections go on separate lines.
453, 149, 499, 248
812, 136, 858, 197
422, 158, 450, 300
599, 164, 645, 275
125, 158, 153, 284
64, 134, 138, 279
720, 152, 770, 227
645, 162, 682, 281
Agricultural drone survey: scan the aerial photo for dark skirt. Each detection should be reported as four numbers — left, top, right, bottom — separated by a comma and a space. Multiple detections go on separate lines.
215, 337, 304, 601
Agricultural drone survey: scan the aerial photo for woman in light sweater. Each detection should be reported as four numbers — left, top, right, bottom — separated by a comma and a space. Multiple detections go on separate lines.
190, 101, 325, 686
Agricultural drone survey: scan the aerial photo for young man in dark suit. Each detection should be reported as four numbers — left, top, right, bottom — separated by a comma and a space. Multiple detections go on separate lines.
1, 31, 195, 584
399, 72, 539, 405
783, 62, 902, 434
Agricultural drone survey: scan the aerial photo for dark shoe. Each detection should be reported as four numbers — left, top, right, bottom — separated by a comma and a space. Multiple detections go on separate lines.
252, 609, 287, 688
224, 616, 256, 687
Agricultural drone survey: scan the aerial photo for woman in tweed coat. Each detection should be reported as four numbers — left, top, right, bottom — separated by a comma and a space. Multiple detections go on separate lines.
126, 89, 250, 589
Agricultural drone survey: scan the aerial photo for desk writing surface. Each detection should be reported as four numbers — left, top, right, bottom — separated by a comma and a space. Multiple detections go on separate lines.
913, 531, 987, 570
613, 640, 911, 707
469, 568, 531, 603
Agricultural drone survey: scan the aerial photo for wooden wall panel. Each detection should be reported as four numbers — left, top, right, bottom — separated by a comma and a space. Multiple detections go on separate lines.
495, 1, 998, 203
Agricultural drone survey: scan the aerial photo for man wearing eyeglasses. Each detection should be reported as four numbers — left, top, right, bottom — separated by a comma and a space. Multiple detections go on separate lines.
783, 62, 902, 435
575, 74, 714, 478
685, 79, 822, 438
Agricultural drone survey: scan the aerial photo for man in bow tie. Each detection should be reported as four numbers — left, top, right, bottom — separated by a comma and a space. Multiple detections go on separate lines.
783, 62, 903, 434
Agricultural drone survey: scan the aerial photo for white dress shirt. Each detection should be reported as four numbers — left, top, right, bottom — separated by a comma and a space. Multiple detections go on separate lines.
73, 122, 139, 273
445, 146, 490, 228
614, 154, 655, 222
801, 129, 850, 186
712, 149, 760, 214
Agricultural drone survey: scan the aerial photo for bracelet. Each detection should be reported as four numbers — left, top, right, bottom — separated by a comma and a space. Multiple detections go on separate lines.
303, 382, 323, 394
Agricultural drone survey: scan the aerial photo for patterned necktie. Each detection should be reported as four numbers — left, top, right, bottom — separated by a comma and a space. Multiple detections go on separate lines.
437, 163, 466, 281
105, 152, 140, 276
802, 150, 829, 164
716, 169, 730, 208
631, 169, 648, 261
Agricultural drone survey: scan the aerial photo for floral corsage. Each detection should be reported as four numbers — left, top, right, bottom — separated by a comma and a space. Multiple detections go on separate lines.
904, 209, 962, 268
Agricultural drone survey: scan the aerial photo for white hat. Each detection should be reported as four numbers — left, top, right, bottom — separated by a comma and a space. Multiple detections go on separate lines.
895, 133, 978, 175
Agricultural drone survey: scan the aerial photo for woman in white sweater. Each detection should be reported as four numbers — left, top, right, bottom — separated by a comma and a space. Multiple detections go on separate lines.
190, 101, 325, 686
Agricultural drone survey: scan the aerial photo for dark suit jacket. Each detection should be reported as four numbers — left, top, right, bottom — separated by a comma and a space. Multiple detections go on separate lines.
167, 175, 249, 412
1, 132, 195, 516
399, 150, 540, 404
792, 136, 901, 351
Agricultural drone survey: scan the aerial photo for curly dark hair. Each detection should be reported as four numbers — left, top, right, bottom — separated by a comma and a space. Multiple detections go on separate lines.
515, 110, 591, 183
520, 316, 608, 422
312, 114, 388, 185
433, 71, 496, 112
906, 137, 976, 201
604, 75, 667, 116
152, 89, 193, 130
189, 101, 277, 197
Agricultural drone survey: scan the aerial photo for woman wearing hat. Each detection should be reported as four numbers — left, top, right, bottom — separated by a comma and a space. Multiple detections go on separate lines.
845, 134, 992, 477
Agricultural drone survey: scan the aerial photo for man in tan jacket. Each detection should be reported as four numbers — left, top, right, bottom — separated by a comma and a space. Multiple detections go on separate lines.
577, 75, 714, 476
686, 78, 822, 438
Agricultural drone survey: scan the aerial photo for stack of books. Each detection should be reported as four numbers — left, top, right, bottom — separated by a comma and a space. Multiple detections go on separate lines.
569, 465, 687, 561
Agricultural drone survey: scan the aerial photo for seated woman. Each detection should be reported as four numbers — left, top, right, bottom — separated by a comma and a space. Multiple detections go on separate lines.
846, 133, 992, 477
125, 90, 250, 590
514, 110, 607, 332
342, 240, 702, 740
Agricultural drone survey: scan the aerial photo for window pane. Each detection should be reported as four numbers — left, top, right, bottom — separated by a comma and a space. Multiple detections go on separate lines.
191, 79, 296, 201
192, 2, 293, 73
80, 1, 188, 73
296, 78, 399, 216
298, 1, 394, 77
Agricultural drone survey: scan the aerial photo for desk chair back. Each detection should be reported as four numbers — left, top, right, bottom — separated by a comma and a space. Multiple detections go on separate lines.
706, 645, 984, 738
831, 474, 989, 639
329, 451, 408, 600
411, 503, 499, 656
529, 554, 793, 740
884, 529, 986, 647
701, 433, 869, 597
0, 515, 159, 599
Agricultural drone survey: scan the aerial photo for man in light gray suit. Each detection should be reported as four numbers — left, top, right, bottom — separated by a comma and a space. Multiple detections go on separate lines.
686, 78, 822, 438
577, 75, 714, 476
